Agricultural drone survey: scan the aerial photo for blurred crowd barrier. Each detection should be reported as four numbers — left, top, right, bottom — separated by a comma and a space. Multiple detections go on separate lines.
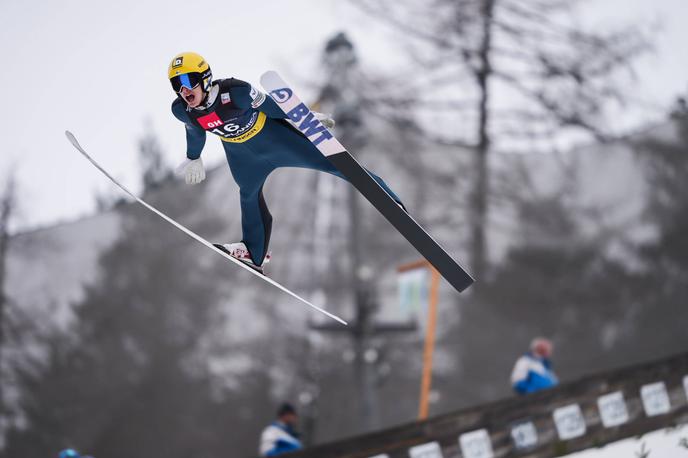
287, 352, 688, 458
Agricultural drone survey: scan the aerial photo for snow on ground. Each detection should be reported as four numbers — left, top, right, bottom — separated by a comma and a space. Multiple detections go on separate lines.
566, 425, 688, 457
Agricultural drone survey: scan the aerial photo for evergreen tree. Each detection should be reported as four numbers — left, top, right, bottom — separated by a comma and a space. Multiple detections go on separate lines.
438, 190, 639, 405
139, 120, 171, 191
3, 182, 273, 458
630, 103, 688, 359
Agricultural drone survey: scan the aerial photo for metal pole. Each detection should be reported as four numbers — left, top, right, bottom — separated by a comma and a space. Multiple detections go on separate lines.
418, 267, 440, 420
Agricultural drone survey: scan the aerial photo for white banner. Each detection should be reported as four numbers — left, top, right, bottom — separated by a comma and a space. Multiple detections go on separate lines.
553, 404, 586, 440
459, 429, 494, 458
597, 391, 629, 427
510, 421, 538, 450
408, 441, 443, 458
641, 382, 671, 416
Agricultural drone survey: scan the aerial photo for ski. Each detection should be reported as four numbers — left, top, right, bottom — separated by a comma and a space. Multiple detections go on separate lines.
260, 71, 475, 293
64, 131, 347, 326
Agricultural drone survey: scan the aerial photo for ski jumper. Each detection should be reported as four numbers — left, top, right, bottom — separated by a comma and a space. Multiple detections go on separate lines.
172, 78, 402, 266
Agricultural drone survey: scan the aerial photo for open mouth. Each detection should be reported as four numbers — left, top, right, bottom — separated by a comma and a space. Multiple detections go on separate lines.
185, 93, 196, 104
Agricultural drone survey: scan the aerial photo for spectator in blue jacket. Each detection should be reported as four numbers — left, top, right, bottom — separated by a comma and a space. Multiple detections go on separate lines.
510, 337, 559, 395
58, 448, 93, 458
259, 403, 303, 456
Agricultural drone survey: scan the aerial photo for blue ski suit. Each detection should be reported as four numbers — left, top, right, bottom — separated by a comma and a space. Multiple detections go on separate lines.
172, 78, 401, 266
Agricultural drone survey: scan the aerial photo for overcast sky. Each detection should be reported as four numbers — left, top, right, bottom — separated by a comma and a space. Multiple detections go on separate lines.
1, 0, 686, 231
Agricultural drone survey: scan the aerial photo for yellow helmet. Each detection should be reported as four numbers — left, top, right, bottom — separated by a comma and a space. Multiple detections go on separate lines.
168, 52, 213, 93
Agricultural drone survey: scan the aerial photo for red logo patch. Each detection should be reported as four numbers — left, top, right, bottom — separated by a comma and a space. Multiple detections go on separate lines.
197, 112, 224, 130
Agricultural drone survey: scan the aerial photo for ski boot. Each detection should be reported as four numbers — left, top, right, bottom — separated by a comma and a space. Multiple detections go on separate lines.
213, 242, 271, 274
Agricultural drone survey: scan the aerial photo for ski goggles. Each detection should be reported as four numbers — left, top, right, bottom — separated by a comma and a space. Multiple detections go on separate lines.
170, 72, 203, 93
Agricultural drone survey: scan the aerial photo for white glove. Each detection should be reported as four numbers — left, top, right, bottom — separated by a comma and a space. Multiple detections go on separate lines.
313, 111, 335, 129
175, 158, 206, 185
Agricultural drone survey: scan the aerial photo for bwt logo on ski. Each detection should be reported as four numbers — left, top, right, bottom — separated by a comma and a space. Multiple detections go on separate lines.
287, 103, 333, 146
197, 112, 224, 130
269, 88, 293, 103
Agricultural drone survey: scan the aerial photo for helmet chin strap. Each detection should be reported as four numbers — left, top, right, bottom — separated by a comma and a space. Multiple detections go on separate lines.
193, 83, 219, 110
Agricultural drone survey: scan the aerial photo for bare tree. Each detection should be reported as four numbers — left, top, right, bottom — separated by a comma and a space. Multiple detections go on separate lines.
351, 0, 650, 279
0, 172, 17, 416
138, 118, 171, 192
